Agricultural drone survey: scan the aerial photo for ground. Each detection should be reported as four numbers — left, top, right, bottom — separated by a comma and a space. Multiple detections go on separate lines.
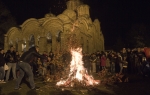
0, 74, 150, 95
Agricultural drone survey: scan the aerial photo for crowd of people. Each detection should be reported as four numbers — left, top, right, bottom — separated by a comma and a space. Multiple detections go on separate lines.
0, 46, 150, 90
106, 48, 150, 76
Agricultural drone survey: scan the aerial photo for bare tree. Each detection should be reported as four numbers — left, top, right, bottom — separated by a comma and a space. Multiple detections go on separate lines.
0, 1, 17, 47
125, 24, 149, 48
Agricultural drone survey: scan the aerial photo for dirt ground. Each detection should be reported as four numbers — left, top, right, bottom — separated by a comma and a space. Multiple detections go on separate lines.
0, 74, 150, 95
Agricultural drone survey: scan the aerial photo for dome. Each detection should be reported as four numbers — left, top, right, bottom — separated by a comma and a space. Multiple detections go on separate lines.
44, 13, 56, 18
57, 14, 71, 23
63, 9, 77, 21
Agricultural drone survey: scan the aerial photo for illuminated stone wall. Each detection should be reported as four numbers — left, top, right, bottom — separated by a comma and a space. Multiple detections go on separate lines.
4, 0, 104, 54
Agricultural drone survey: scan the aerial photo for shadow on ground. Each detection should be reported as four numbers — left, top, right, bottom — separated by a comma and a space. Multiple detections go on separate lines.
7, 92, 21, 95
110, 75, 150, 95
0, 87, 2, 95
0, 87, 5, 95
88, 88, 114, 95
48, 88, 114, 95
26, 90, 38, 95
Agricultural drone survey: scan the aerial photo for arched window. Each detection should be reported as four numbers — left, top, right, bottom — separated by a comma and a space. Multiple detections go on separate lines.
37, 35, 40, 45
22, 38, 26, 52
15, 38, 19, 51
47, 32, 52, 43
29, 35, 35, 48
56, 31, 62, 42
9, 40, 13, 47
16, 38, 19, 43
81, 37, 83, 44
87, 40, 89, 53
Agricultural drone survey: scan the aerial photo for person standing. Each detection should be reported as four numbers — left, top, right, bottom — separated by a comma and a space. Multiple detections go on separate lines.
0, 48, 6, 83
15, 51, 21, 78
90, 53, 97, 73
100, 53, 107, 70
96, 56, 100, 73
116, 53, 123, 74
83, 53, 91, 74
110, 53, 116, 73
49, 52, 54, 61
5, 46, 17, 81
14, 46, 46, 90
46, 57, 55, 75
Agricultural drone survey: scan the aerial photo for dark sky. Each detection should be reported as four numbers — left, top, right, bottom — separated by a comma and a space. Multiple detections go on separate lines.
1, 0, 150, 48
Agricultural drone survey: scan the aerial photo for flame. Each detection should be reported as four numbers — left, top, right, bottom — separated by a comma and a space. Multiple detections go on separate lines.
56, 20, 100, 87
56, 48, 100, 87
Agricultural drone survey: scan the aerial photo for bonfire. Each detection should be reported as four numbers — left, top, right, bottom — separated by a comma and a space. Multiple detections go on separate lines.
56, 48, 100, 87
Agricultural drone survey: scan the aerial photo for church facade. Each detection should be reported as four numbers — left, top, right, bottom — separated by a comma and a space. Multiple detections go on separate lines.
4, 0, 104, 54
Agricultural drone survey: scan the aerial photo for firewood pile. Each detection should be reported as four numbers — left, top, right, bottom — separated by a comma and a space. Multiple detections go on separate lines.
97, 69, 129, 85
97, 69, 109, 78
44, 64, 70, 83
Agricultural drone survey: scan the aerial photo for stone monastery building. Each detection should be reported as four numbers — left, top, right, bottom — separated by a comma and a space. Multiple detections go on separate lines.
4, 0, 104, 54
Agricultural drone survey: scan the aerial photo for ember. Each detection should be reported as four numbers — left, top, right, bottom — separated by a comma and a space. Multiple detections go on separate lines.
56, 48, 100, 87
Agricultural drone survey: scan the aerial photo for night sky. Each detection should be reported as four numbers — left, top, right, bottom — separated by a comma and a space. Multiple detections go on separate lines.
1, 0, 150, 49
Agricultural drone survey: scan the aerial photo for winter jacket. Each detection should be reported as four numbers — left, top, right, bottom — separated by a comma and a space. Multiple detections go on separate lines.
5, 50, 17, 63
19, 46, 46, 63
0, 53, 5, 67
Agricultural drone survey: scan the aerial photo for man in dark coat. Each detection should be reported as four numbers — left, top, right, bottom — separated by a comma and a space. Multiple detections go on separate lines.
110, 53, 116, 73
15, 46, 46, 90
5, 46, 17, 81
